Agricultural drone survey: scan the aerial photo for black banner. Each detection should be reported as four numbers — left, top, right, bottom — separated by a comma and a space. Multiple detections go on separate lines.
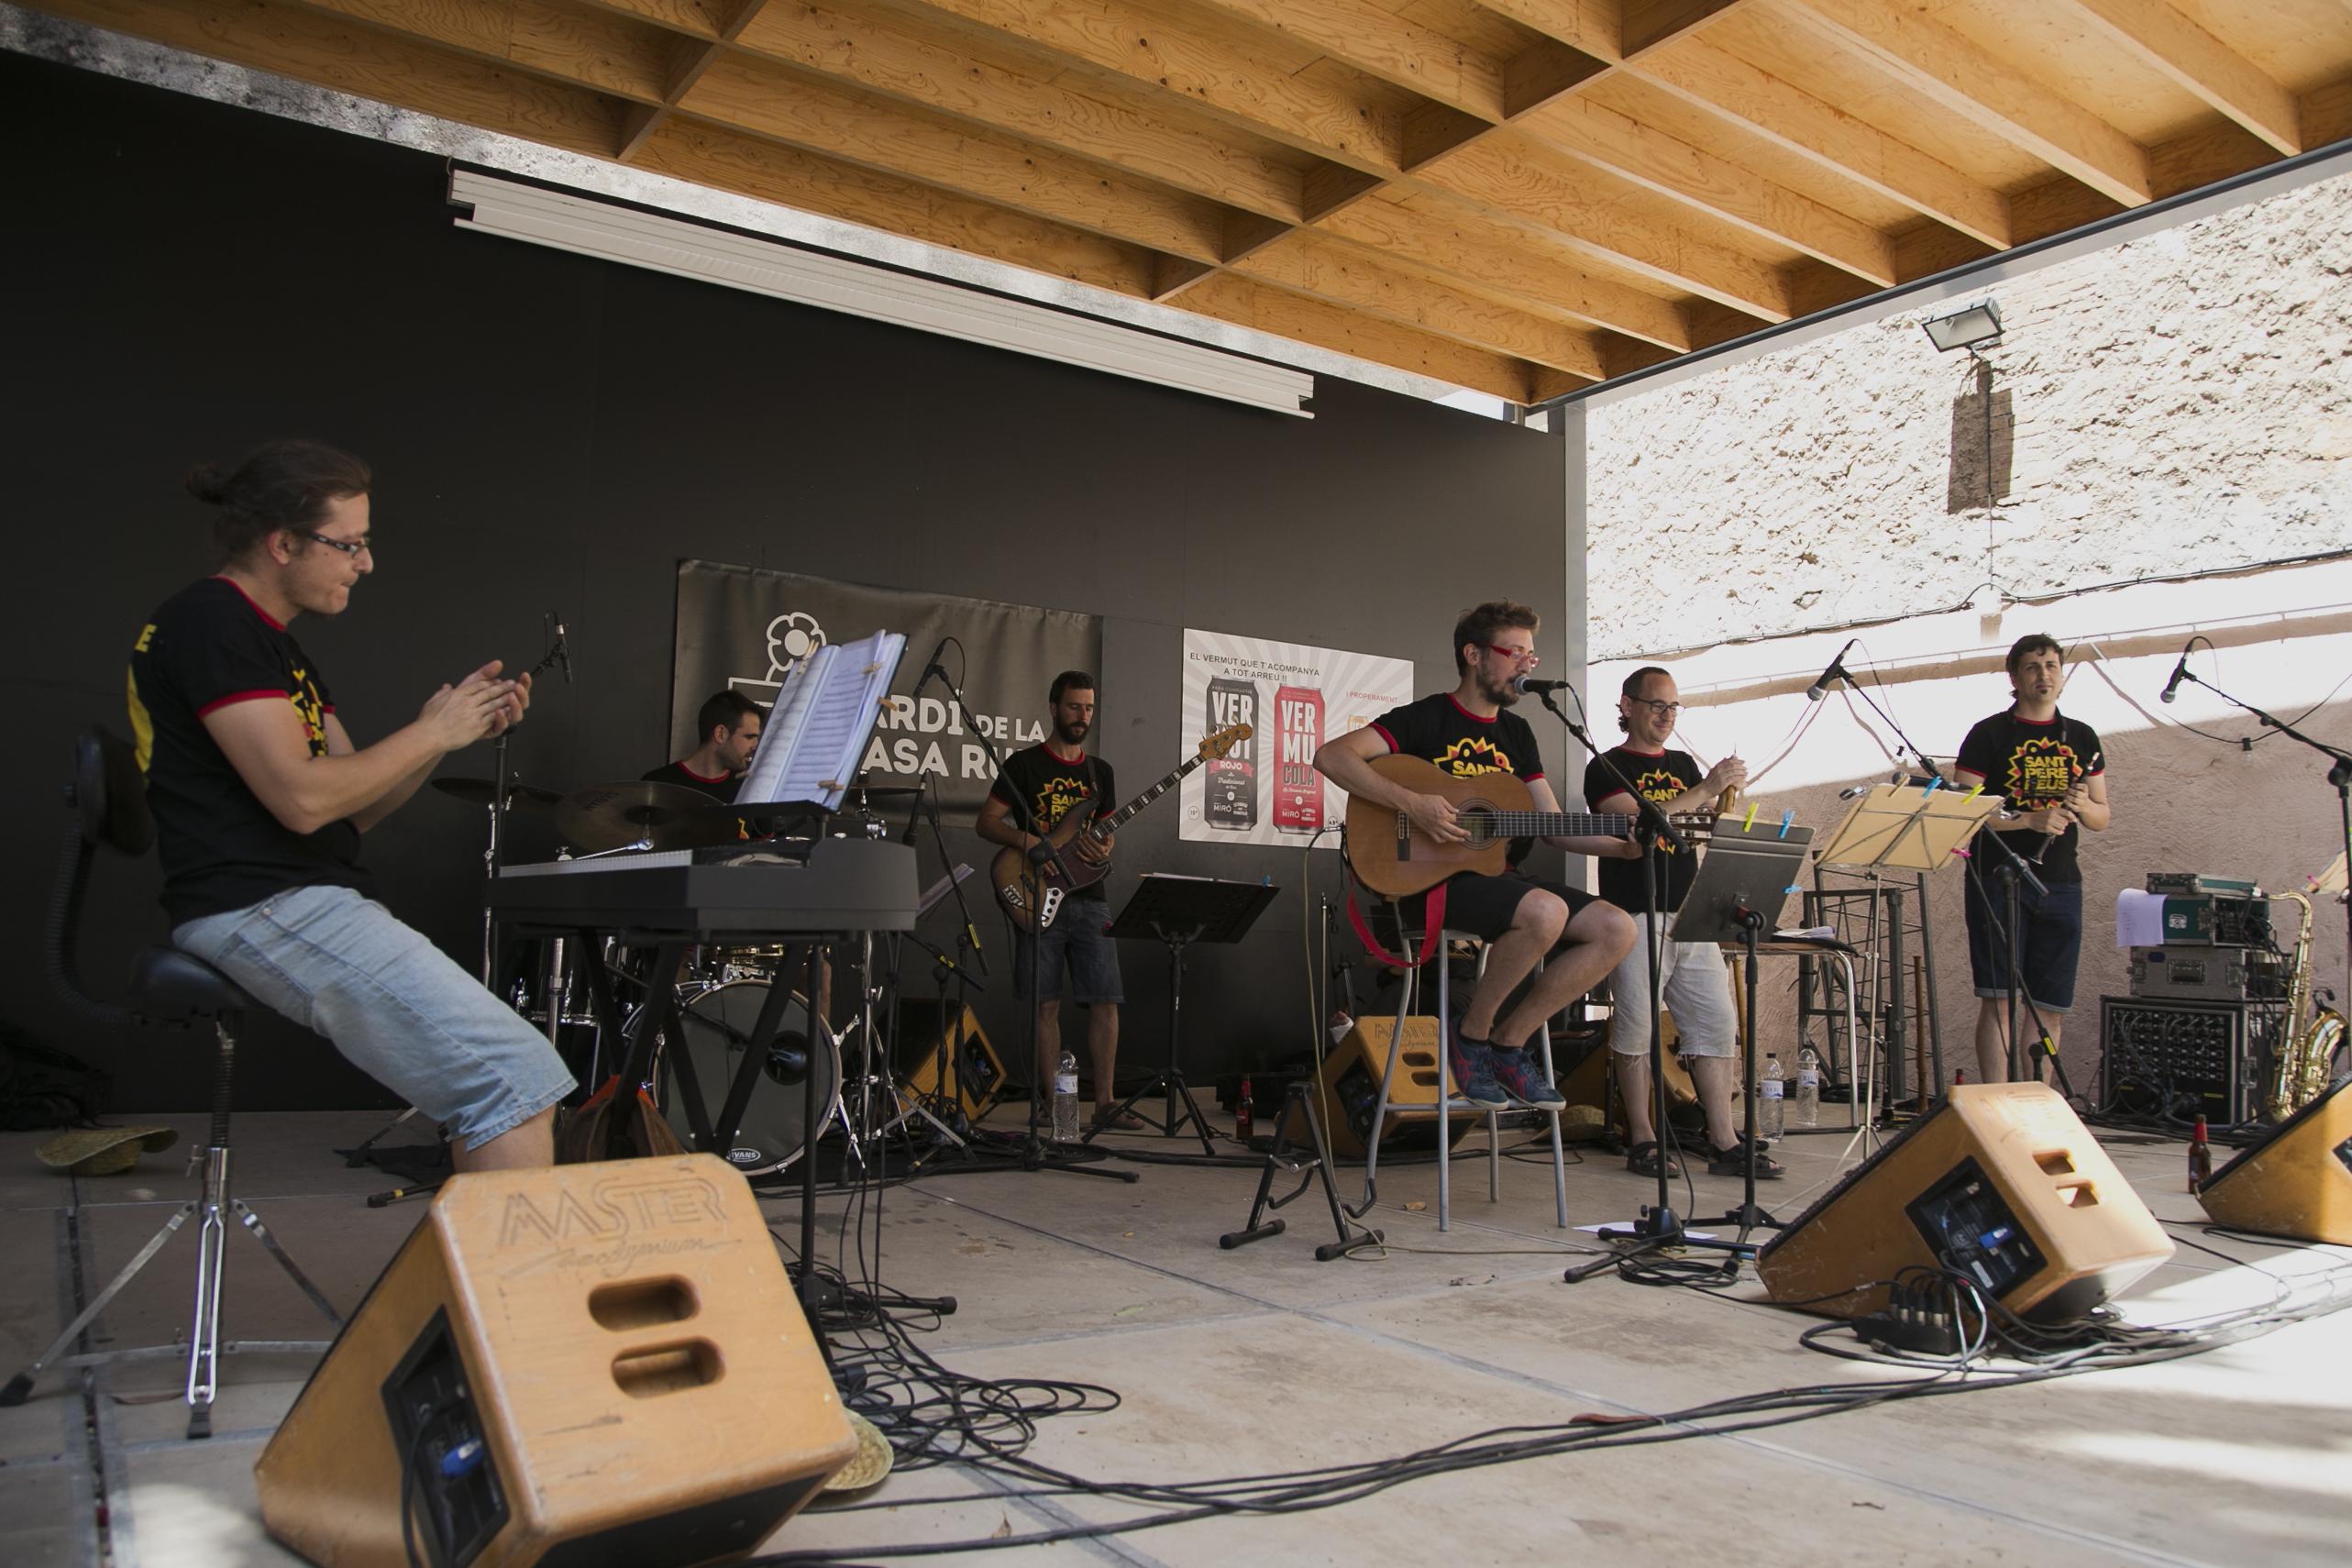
670, 561, 1102, 812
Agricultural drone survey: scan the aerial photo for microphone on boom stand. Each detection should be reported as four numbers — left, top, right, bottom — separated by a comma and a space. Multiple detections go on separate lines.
1806, 638, 1859, 702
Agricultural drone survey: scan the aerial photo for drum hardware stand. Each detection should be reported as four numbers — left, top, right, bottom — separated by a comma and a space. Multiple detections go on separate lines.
874, 778, 980, 1159
911, 641, 1134, 1185
1220, 1080, 1376, 1258
1089, 874, 1279, 1162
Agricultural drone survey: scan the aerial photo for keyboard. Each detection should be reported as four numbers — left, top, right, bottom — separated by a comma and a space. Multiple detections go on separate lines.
487, 837, 919, 936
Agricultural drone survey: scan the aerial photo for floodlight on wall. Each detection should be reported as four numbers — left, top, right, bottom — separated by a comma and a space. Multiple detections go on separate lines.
447, 170, 1315, 418
1921, 299, 2004, 354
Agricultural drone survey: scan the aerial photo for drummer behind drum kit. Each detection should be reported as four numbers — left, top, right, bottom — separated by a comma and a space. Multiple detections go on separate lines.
431, 771, 941, 1178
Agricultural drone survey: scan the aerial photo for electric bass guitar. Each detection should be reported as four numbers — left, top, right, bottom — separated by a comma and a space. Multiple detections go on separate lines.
1342, 754, 1714, 898
991, 724, 1252, 931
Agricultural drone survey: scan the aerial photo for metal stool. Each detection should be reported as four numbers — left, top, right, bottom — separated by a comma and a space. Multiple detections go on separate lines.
1361, 927, 1570, 1231
3, 727, 341, 1439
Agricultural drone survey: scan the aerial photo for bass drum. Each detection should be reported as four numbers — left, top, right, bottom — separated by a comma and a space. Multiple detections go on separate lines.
645, 980, 841, 1175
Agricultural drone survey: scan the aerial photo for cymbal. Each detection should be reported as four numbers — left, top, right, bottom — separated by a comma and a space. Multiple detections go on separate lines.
431, 776, 562, 812
556, 781, 741, 853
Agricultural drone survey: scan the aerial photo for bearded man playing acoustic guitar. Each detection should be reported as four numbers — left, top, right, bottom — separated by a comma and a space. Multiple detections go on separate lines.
1314, 602, 1637, 1111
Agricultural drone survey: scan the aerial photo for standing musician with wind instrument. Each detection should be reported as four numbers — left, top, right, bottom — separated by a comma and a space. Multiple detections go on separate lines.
1953, 634, 2110, 1084
1314, 602, 1637, 1114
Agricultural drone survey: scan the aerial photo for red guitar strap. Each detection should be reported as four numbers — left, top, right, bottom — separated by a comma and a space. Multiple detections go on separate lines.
1344, 880, 1446, 972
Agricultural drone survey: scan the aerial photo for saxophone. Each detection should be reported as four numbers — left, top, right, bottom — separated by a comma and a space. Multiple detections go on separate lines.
2264, 891, 2347, 1120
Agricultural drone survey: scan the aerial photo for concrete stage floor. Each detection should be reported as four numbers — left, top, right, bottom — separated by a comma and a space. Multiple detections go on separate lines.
3, 1105, 2346, 1567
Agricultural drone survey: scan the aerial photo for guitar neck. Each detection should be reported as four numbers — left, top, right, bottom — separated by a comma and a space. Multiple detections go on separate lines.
1085, 755, 1209, 837
1461, 812, 1640, 839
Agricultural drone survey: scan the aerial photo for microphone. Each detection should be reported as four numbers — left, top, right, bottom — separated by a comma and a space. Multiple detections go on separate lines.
556, 618, 572, 685
1806, 638, 1859, 702
914, 635, 950, 692
1509, 675, 1575, 696
2159, 642, 2192, 704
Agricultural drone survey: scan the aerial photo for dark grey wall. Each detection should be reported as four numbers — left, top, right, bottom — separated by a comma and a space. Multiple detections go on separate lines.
5, 50, 1573, 1112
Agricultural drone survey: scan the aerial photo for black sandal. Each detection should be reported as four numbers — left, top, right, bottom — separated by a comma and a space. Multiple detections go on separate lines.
1625, 1141, 1681, 1178
1706, 1141, 1785, 1179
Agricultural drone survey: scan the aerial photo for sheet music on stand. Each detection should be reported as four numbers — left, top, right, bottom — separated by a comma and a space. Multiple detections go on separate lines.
735, 630, 907, 814
1816, 781, 2004, 874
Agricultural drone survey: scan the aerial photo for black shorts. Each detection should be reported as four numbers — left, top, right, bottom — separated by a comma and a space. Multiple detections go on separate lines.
1384, 872, 1599, 945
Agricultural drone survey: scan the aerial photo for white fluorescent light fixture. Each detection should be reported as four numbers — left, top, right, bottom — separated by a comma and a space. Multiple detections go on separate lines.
1921, 298, 2004, 353
448, 170, 1314, 417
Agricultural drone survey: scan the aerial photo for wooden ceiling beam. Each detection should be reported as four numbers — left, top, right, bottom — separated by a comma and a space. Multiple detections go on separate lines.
1176, 0, 1513, 123
1418, 138, 1791, 318
616, 0, 769, 162
1635, 37, 2010, 248
630, 116, 1162, 294
1620, 0, 1750, 59
1780, 0, 2152, 207
1235, 229, 1610, 379
269, 0, 672, 104
1176, 270, 1543, 402
566, 0, 729, 41
1316, 195, 1693, 349
1517, 93, 1895, 283
728, 2, 1308, 221
39, 0, 630, 149
894, 0, 1408, 173
678, 51, 1240, 261
2059, 0, 2301, 157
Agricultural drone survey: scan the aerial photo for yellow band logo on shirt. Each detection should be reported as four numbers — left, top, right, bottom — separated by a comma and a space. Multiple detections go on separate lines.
1632, 767, 1684, 854
1437, 736, 1516, 778
2001, 738, 2081, 810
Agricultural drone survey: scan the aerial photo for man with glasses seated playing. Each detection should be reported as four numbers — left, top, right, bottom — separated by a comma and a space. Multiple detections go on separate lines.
1586, 667, 1780, 1180
1314, 601, 1635, 1112
131, 439, 573, 1171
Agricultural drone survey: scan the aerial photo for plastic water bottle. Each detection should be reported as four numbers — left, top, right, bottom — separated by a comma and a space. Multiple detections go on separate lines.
1052, 1051, 1080, 1143
1757, 1051, 1785, 1139
1793, 1046, 1821, 1128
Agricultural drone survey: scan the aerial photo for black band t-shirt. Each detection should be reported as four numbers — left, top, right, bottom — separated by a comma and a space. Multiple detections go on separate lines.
1956, 710, 2104, 884
1369, 693, 1546, 866
989, 745, 1117, 900
128, 577, 371, 924
640, 760, 740, 804
1587, 746, 1702, 914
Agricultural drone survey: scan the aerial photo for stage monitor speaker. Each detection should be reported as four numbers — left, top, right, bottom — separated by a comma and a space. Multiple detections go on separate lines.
894, 999, 1007, 1121
2197, 1073, 2352, 1244
255, 1154, 856, 1568
1286, 1015, 1476, 1159
1756, 1082, 2172, 1322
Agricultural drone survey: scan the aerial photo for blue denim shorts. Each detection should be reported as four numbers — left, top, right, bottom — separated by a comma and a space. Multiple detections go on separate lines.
174, 884, 575, 1149
1012, 900, 1123, 1004
1963, 873, 2084, 1014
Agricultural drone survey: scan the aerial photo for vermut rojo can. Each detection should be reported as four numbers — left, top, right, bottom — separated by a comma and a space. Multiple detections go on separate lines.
1205, 676, 1257, 830
1271, 683, 1324, 834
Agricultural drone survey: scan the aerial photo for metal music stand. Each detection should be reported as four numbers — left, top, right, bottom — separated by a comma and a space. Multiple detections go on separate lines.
1676, 823, 1813, 1244
1816, 782, 2004, 1103
1091, 874, 1279, 1158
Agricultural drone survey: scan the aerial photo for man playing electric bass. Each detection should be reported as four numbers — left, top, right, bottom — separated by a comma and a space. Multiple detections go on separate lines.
1315, 602, 1637, 1111
975, 670, 1137, 1132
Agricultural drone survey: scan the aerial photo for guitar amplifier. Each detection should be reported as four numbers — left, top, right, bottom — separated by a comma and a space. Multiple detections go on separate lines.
2128, 946, 2289, 1003
2098, 996, 2284, 1125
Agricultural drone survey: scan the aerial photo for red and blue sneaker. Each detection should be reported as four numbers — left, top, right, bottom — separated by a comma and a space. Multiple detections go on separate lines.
1488, 1046, 1566, 1110
1446, 1026, 1508, 1110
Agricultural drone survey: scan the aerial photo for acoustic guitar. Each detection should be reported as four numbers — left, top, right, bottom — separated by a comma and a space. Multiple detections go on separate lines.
990, 724, 1252, 932
1342, 754, 1714, 898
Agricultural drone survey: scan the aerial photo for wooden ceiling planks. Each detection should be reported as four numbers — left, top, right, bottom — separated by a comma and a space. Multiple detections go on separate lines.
32, 0, 2347, 403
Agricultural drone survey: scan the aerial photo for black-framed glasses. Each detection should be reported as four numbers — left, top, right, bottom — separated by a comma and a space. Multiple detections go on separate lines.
1631, 699, 1683, 717
300, 530, 372, 558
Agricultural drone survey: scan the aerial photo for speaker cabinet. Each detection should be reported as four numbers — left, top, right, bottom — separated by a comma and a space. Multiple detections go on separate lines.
893, 999, 1006, 1121
1284, 1016, 1476, 1159
2198, 1074, 2352, 1244
256, 1154, 856, 1568
1757, 1083, 2172, 1322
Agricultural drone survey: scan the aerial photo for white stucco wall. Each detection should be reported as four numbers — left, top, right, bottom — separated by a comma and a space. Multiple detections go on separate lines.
1581, 163, 2352, 1104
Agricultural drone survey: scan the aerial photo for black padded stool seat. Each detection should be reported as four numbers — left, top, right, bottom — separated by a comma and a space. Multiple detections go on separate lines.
132, 946, 254, 1018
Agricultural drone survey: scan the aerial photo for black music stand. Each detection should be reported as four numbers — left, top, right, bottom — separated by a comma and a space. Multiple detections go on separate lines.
1089, 874, 1278, 1159
1678, 823, 1814, 1245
